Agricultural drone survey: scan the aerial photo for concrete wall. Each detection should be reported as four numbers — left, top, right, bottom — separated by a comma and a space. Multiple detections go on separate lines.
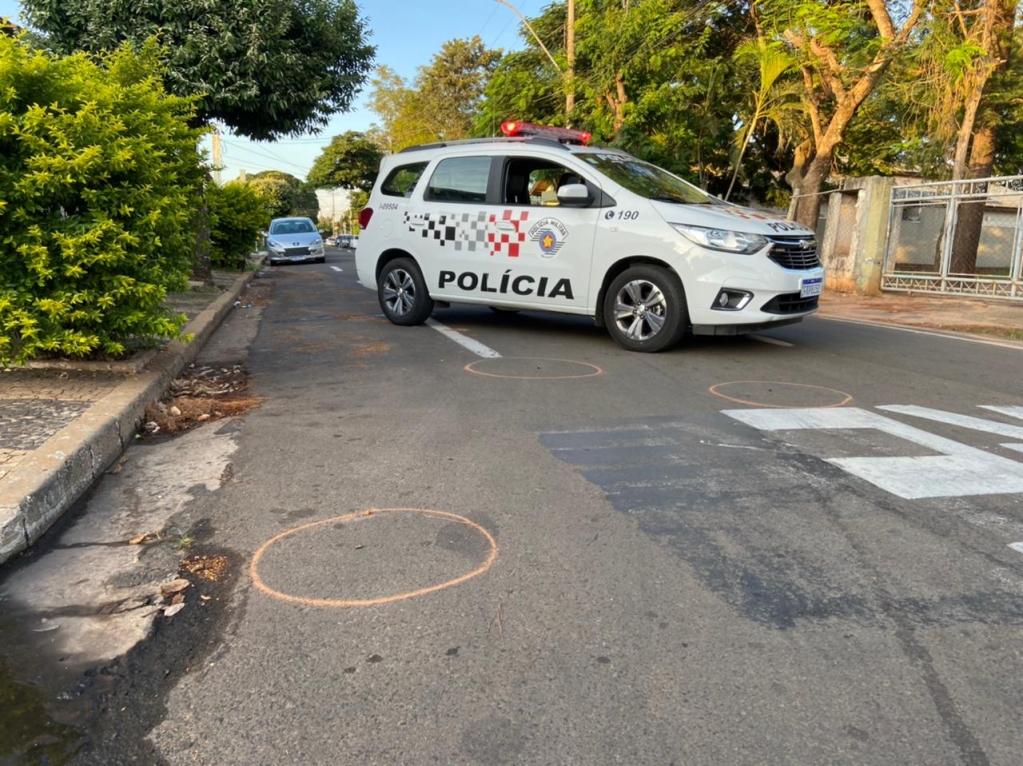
817, 177, 894, 295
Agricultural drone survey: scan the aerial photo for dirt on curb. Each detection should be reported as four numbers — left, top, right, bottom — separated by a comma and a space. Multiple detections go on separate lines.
142, 364, 263, 437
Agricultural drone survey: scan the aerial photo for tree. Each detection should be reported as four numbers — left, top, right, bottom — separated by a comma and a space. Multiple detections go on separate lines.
929, 0, 1019, 272
760, 0, 927, 227
307, 131, 384, 191
479, 0, 750, 192
368, 36, 501, 150
247, 171, 319, 219
725, 37, 801, 202
21, 0, 375, 141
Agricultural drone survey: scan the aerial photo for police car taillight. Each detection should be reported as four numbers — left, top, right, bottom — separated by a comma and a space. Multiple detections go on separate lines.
500, 121, 591, 145
359, 207, 373, 229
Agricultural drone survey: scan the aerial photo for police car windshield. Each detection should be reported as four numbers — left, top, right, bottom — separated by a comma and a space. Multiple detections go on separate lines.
580, 153, 717, 205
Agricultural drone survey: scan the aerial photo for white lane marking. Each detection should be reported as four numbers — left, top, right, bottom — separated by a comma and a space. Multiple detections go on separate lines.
330, 266, 343, 272
816, 316, 1023, 350
980, 405, 1023, 420
1010, 542, 1023, 554
878, 405, 1023, 440
750, 335, 794, 348
723, 407, 1023, 499
426, 318, 502, 358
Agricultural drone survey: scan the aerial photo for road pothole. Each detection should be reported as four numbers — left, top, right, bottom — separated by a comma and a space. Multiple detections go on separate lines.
142, 363, 263, 437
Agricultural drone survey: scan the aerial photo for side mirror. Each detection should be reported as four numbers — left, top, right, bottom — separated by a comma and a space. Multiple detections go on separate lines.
557, 183, 591, 207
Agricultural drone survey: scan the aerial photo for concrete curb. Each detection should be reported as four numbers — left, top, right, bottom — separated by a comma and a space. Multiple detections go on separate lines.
0, 269, 258, 565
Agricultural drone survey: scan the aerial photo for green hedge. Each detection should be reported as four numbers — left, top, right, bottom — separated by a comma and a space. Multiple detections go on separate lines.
208, 181, 270, 270
0, 37, 206, 364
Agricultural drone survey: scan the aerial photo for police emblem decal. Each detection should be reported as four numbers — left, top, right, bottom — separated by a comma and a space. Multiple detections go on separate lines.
528, 218, 569, 259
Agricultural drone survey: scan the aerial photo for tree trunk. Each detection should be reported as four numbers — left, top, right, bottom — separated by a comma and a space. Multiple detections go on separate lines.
791, 153, 831, 229
191, 185, 213, 286
946, 0, 1015, 276
604, 72, 628, 137
949, 122, 996, 275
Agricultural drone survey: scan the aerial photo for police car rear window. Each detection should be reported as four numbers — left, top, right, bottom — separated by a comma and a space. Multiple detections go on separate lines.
381, 162, 429, 197
426, 157, 491, 204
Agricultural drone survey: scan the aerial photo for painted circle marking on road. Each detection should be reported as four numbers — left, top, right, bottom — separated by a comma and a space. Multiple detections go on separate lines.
249, 508, 498, 608
465, 357, 603, 380
708, 380, 853, 408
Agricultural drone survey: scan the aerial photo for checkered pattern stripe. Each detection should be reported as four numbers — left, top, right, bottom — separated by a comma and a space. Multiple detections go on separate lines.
403, 211, 490, 252
403, 209, 531, 257
487, 210, 529, 258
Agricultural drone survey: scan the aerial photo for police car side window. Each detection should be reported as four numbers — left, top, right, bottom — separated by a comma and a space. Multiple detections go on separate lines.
381, 162, 429, 197
425, 157, 490, 203
504, 158, 576, 207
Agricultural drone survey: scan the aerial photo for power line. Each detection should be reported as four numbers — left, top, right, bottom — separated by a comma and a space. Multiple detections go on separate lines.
221, 140, 310, 174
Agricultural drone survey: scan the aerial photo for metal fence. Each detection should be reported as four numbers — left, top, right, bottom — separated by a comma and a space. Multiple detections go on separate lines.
883, 176, 1023, 300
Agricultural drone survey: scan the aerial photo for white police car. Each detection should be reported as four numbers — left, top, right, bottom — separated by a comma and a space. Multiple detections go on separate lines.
355, 122, 823, 352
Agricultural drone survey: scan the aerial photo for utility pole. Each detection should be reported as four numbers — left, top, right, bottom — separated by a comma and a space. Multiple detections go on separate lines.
566, 0, 575, 125
211, 123, 222, 185
493, 0, 562, 76
494, 0, 575, 126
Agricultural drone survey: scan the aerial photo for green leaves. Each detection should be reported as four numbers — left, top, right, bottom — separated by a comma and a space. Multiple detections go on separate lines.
207, 181, 270, 269
0, 35, 205, 364
307, 131, 383, 191
22, 0, 376, 140
368, 36, 501, 151
246, 171, 317, 219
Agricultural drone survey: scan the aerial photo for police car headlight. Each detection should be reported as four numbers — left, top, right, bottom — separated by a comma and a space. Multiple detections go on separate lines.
311, 240, 324, 252
268, 240, 285, 253
672, 224, 767, 255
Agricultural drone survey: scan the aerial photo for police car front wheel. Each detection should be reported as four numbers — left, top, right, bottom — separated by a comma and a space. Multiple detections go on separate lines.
604, 266, 687, 352
378, 257, 434, 326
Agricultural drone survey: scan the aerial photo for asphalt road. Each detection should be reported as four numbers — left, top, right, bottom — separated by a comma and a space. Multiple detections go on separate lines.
83, 247, 1023, 764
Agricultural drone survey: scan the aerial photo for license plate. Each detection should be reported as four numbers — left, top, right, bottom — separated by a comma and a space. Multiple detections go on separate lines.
800, 277, 823, 298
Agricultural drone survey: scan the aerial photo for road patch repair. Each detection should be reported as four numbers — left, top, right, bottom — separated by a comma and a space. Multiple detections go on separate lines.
0, 417, 244, 763
0, 268, 265, 762
0, 269, 261, 564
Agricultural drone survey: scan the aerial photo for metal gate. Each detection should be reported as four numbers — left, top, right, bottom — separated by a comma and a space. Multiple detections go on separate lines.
883, 176, 1023, 299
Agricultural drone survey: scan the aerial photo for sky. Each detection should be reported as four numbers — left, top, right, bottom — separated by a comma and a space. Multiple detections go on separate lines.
0, 0, 541, 182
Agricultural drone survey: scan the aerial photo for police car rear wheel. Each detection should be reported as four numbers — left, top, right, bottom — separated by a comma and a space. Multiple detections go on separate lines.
379, 257, 434, 326
604, 266, 687, 352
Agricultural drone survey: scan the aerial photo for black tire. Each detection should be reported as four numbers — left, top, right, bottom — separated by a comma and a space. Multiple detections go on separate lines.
378, 257, 434, 326
603, 265, 687, 352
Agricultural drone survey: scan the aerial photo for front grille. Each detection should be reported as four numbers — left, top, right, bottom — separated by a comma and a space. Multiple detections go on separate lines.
284, 247, 310, 256
761, 293, 819, 315
768, 236, 820, 270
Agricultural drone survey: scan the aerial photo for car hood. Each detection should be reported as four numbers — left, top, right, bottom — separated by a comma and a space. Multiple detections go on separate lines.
649, 201, 815, 237
268, 232, 322, 247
